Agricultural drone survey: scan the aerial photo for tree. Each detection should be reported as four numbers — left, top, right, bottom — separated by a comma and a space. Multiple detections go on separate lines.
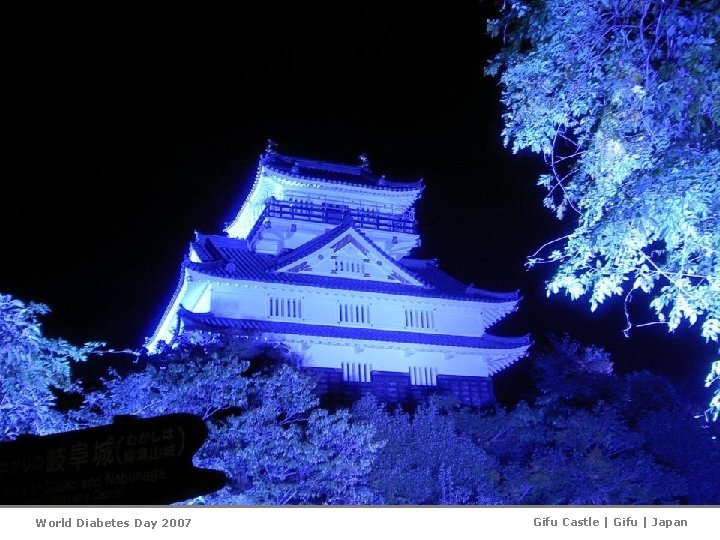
623, 370, 720, 503
202, 366, 379, 504
74, 336, 379, 504
455, 336, 719, 503
73, 337, 253, 424
499, 404, 685, 504
352, 396, 501, 504
0, 293, 99, 441
486, 0, 720, 343
531, 334, 617, 406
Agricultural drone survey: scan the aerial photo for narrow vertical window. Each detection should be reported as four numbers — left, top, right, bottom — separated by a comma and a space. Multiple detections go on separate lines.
338, 303, 370, 325
269, 297, 302, 319
404, 308, 434, 329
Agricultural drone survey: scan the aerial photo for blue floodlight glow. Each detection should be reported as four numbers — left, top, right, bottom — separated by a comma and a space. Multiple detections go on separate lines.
705, 359, 720, 423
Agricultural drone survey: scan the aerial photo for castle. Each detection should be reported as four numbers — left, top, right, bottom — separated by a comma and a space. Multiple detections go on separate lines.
147, 144, 529, 406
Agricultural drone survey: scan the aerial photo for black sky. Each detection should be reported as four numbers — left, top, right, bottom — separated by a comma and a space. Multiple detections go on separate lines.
3, 1, 715, 401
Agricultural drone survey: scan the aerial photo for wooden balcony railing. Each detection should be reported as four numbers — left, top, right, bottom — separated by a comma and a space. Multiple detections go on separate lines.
263, 199, 417, 234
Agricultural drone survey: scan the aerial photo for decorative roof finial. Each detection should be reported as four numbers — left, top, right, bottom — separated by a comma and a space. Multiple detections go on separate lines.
358, 153, 370, 169
266, 139, 279, 154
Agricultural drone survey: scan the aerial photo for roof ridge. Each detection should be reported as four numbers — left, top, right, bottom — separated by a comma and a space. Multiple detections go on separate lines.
260, 150, 424, 190
263, 151, 366, 174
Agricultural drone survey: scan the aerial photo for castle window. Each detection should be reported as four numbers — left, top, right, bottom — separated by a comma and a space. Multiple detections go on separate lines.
269, 297, 302, 319
404, 308, 434, 330
332, 258, 365, 275
339, 303, 371, 324
342, 362, 372, 383
410, 366, 437, 386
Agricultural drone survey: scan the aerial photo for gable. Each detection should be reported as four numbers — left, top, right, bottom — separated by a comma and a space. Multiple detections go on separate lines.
276, 228, 424, 286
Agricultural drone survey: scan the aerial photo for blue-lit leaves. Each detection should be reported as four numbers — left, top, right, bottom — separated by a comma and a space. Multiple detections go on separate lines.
487, 0, 720, 342
7, 311, 718, 503
74, 337, 380, 505
706, 359, 720, 423
0, 294, 101, 441
191, 361, 381, 504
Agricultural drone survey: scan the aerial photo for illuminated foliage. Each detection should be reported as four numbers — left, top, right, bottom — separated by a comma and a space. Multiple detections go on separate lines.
531, 334, 617, 406
74, 337, 379, 505
620, 369, 720, 503
11, 294, 714, 503
201, 366, 380, 505
0, 293, 100, 441
486, 0, 720, 342
74, 338, 253, 424
635, 406, 719, 504
706, 360, 720, 422
350, 330, 720, 505
455, 337, 719, 504
352, 396, 499, 504
493, 404, 684, 504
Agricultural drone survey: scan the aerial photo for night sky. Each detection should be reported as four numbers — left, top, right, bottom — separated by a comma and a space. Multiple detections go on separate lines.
4, 1, 715, 402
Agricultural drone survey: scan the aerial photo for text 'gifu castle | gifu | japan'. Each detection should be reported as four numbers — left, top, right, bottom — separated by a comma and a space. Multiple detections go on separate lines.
147, 143, 529, 406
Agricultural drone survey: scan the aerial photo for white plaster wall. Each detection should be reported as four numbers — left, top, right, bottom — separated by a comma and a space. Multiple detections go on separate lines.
211, 286, 267, 319
153, 277, 525, 374
200, 279, 504, 338
280, 336, 491, 378
434, 303, 485, 336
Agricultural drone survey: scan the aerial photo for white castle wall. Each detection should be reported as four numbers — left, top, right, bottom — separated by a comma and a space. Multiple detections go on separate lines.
205, 280, 505, 337
278, 336, 491, 380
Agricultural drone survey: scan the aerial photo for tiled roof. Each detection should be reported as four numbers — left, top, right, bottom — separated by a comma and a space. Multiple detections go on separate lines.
180, 309, 530, 350
261, 151, 423, 190
187, 231, 519, 303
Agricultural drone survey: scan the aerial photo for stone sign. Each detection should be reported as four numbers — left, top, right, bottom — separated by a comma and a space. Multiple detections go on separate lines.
0, 414, 226, 504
